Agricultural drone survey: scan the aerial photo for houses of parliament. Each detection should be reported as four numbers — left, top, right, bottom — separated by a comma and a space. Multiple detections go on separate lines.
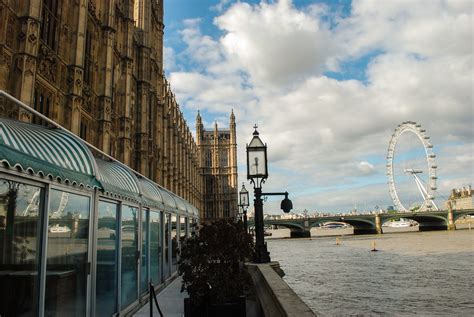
0, 0, 238, 221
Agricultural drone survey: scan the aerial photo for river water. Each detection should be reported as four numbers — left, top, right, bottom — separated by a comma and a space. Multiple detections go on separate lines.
267, 229, 474, 316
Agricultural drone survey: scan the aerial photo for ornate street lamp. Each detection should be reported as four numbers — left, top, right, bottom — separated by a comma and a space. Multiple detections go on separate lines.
239, 183, 249, 231
247, 126, 268, 182
247, 125, 270, 263
246, 125, 293, 263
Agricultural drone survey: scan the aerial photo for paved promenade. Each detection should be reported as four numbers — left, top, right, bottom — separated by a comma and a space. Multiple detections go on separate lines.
133, 278, 186, 317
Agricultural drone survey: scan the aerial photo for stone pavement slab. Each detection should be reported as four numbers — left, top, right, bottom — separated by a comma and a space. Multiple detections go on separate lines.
133, 278, 187, 317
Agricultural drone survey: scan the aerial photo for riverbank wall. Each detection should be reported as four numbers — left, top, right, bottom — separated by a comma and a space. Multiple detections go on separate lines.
247, 262, 316, 317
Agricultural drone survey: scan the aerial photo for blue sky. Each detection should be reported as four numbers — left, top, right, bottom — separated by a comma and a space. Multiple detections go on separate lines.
163, 0, 473, 214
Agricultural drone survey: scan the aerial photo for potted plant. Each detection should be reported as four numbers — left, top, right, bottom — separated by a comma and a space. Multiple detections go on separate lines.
178, 219, 254, 317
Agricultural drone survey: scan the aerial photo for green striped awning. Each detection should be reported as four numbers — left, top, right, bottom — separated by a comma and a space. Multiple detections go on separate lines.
139, 177, 165, 210
95, 158, 141, 202
0, 118, 99, 187
184, 201, 196, 216
173, 195, 188, 214
157, 186, 177, 211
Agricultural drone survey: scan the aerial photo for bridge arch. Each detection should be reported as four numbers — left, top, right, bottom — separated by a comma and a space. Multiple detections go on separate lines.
266, 222, 305, 231
309, 218, 377, 235
453, 210, 474, 223
381, 214, 448, 231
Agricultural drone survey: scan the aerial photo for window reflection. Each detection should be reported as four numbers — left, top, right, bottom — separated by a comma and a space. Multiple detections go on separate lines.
96, 201, 118, 317
121, 205, 138, 309
180, 217, 186, 242
149, 211, 161, 285
171, 215, 177, 273
140, 209, 149, 295
0, 179, 41, 317
163, 214, 170, 279
45, 190, 90, 317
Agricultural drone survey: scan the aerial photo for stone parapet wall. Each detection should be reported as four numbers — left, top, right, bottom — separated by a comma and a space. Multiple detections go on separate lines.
247, 262, 316, 317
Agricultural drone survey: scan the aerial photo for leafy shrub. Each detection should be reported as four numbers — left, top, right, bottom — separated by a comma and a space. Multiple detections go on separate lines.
178, 220, 254, 305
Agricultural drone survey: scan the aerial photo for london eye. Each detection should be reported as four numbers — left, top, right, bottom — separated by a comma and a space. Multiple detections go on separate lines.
386, 121, 438, 212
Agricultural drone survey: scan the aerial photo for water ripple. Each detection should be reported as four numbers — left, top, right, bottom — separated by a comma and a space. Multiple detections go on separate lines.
268, 230, 474, 316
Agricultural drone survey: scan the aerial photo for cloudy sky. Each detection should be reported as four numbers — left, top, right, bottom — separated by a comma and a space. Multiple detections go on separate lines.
164, 0, 473, 214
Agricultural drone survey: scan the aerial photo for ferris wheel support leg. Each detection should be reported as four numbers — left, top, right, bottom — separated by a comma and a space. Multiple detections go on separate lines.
413, 174, 428, 200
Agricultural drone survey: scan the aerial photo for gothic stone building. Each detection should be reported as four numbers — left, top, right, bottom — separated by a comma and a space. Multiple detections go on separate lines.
0, 0, 208, 213
196, 111, 238, 221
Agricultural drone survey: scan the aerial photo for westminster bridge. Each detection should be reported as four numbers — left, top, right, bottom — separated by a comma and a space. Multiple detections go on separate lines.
248, 209, 474, 238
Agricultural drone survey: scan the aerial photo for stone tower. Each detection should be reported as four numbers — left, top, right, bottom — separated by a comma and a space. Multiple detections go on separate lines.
197, 110, 238, 221
0, 0, 202, 211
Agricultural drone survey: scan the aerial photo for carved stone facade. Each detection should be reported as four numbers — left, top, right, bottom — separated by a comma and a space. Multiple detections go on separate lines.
0, 0, 202, 213
196, 111, 238, 222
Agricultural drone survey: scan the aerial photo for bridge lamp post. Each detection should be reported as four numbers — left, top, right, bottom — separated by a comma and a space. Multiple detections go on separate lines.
239, 183, 250, 231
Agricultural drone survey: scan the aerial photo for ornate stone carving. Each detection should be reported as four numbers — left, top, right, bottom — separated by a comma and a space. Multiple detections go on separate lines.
0, 49, 12, 68
28, 33, 37, 44
15, 55, 36, 74
62, 23, 69, 37
6, 15, 15, 48
38, 44, 57, 82
68, 67, 83, 93
18, 31, 26, 42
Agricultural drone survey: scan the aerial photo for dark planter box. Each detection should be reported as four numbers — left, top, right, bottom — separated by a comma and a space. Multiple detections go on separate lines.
184, 296, 246, 317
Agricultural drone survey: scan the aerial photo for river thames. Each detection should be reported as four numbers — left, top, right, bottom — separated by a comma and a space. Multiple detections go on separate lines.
267, 228, 473, 316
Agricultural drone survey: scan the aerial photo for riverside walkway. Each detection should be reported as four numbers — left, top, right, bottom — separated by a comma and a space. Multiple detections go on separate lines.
133, 278, 186, 317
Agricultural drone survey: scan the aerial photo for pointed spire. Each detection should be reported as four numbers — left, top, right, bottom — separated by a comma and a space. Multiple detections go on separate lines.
230, 109, 235, 121
196, 109, 201, 121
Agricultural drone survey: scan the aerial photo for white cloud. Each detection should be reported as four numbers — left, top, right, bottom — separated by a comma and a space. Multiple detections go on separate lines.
215, 1, 336, 88
167, 0, 474, 212
335, 0, 473, 59
357, 161, 375, 175
211, 0, 231, 13
163, 46, 176, 71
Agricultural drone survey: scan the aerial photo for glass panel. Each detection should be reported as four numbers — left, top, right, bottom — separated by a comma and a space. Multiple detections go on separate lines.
96, 201, 118, 316
171, 215, 177, 273
163, 214, 170, 279
185, 217, 190, 237
248, 150, 266, 176
0, 179, 42, 317
140, 209, 149, 295
180, 217, 186, 243
45, 190, 90, 317
121, 205, 138, 309
149, 211, 161, 285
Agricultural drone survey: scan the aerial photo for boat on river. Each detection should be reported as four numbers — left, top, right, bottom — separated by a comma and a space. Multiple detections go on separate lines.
320, 222, 349, 229
383, 219, 414, 228
48, 224, 71, 233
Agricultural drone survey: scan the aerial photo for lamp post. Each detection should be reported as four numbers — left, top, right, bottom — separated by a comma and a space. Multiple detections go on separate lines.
239, 183, 249, 231
246, 125, 270, 263
246, 125, 294, 263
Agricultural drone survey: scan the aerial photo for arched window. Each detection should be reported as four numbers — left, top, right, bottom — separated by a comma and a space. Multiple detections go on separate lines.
220, 149, 228, 167
40, 0, 59, 50
84, 28, 93, 85
205, 149, 212, 167
32, 87, 52, 126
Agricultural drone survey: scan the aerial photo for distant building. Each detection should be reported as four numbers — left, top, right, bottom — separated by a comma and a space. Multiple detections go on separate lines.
196, 111, 238, 221
445, 186, 473, 210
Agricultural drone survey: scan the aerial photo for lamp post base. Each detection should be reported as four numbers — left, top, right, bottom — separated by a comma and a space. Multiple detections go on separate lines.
254, 243, 271, 263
